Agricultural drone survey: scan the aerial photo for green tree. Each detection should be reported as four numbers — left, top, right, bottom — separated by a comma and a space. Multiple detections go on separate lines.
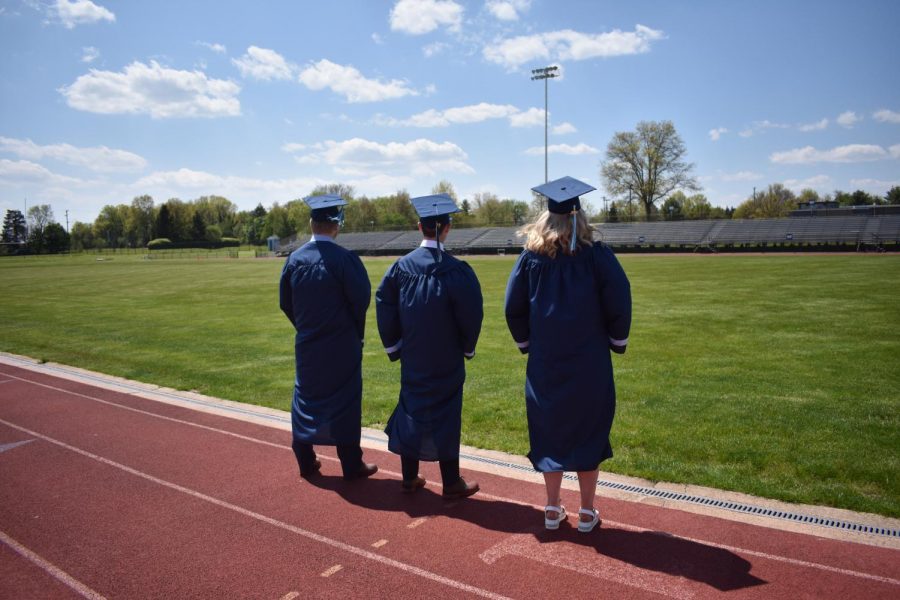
682, 193, 715, 219
734, 184, 796, 218
27, 204, 53, 234
886, 186, 900, 205
601, 120, 700, 220
431, 180, 458, 201
2, 209, 27, 243
129, 195, 154, 247
43, 222, 70, 253
661, 195, 683, 220
190, 211, 206, 241
69, 221, 94, 251
155, 203, 173, 240
797, 188, 820, 205
93, 205, 127, 248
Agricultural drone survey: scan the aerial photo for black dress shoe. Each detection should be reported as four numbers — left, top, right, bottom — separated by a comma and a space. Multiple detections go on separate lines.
401, 475, 426, 493
300, 459, 322, 478
343, 462, 378, 481
442, 477, 479, 499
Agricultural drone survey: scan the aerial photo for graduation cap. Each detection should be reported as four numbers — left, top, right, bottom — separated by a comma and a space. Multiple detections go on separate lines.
304, 194, 346, 225
531, 176, 596, 251
410, 193, 459, 262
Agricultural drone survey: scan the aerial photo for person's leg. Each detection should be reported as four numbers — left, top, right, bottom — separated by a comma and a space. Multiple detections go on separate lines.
440, 458, 479, 498
543, 470, 564, 516
337, 444, 378, 480
401, 456, 420, 481
576, 468, 601, 531
438, 458, 460, 487
292, 440, 319, 476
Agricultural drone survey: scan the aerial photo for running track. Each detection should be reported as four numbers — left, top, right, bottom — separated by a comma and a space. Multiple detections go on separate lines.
0, 362, 897, 599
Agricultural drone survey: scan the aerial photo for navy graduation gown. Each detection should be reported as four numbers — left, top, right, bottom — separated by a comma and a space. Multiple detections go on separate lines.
504, 242, 631, 472
280, 238, 371, 446
376, 246, 483, 461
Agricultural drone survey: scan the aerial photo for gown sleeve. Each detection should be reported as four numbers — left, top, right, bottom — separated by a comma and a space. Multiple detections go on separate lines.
375, 262, 403, 361
594, 244, 632, 354
279, 257, 295, 326
504, 251, 531, 354
450, 263, 483, 360
343, 252, 372, 341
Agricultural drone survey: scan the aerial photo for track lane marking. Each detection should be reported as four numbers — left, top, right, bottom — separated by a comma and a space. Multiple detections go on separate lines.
278, 592, 300, 600
0, 529, 107, 600
320, 565, 343, 577
0, 417, 512, 600
372, 539, 389, 548
408, 518, 427, 529
1, 372, 896, 587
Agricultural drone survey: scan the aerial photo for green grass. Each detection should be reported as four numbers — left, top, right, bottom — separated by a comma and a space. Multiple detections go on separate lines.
1, 252, 898, 517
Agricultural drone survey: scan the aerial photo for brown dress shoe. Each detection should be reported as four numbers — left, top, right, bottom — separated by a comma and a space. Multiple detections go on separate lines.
401, 476, 426, 493
300, 459, 322, 478
442, 477, 479, 499
343, 462, 378, 481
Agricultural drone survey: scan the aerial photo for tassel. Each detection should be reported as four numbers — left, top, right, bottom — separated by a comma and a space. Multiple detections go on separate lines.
569, 210, 577, 252
435, 222, 443, 263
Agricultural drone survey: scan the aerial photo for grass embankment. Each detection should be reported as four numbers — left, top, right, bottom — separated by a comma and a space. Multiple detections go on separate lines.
0, 253, 897, 517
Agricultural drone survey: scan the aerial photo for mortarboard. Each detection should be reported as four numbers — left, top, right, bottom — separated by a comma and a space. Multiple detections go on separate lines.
410, 193, 459, 262
531, 176, 596, 251
304, 194, 347, 224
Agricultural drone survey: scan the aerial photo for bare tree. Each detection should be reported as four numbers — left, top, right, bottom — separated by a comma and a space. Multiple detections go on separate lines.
601, 120, 699, 220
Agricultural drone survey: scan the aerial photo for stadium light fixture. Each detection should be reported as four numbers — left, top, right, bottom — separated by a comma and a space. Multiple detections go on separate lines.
530, 65, 559, 184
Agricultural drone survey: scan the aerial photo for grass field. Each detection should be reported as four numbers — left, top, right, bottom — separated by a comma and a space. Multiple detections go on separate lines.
1, 252, 898, 517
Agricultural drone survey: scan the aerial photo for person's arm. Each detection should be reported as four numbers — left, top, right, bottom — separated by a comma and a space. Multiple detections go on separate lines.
375, 263, 402, 361
504, 252, 531, 354
450, 263, 483, 360
278, 258, 295, 326
595, 245, 632, 354
343, 252, 372, 341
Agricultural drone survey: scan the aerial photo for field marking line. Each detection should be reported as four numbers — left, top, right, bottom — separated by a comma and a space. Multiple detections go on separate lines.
278, 592, 300, 600
0, 529, 108, 600
372, 539, 389, 548
2, 372, 897, 587
0, 417, 513, 600
320, 564, 343, 577
407, 518, 428, 529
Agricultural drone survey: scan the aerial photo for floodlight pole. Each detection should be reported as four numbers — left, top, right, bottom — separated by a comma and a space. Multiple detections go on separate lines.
531, 65, 558, 184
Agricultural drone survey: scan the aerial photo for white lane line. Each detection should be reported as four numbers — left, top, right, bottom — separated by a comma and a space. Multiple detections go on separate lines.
0, 418, 512, 600
2, 373, 896, 587
408, 518, 428, 529
278, 592, 300, 600
0, 439, 34, 454
0, 529, 107, 600
320, 564, 343, 577
372, 539, 389, 548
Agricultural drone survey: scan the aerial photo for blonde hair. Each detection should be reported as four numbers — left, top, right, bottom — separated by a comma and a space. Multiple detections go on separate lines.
518, 210, 594, 258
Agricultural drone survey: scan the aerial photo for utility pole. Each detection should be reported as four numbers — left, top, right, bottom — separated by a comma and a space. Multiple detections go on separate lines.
65, 209, 69, 233
530, 65, 558, 184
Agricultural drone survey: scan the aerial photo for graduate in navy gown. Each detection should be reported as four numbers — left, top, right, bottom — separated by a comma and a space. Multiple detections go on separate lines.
376, 194, 484, 499
504, 176, 631, 533
279, 194, 377, 481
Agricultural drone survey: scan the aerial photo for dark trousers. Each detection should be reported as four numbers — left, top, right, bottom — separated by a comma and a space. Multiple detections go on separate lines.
401, 455, 460, 488
292, 440, 363, 478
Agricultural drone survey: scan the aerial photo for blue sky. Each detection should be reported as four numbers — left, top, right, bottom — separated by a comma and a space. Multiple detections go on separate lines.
1, 0, 898, 225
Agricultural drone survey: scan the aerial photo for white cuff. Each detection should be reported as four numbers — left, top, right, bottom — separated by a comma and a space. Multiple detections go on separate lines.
384, 340, 403, 354
464, 350, 475, 358
516, 340, 530, 349
609, 336, 628, 347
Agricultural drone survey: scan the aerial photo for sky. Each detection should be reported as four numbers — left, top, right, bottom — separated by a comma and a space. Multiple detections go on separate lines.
1, 0, 899, 226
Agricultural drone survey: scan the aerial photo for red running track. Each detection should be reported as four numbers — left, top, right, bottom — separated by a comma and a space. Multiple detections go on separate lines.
0, 363, 897, 599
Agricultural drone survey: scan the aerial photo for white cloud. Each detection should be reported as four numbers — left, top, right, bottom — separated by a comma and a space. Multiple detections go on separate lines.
81, 46, 99, 63
837, 111, 860, 128
738, 129, 754, 138
390, 0, 464, 35
873, 109, 900, 124
552, 122, 577, 135
708, 127, 728, 141
782, 175, 832, 192
377, 102, 520, 127
797, 118, 828, 132
890, 144, 900, 159
0, 136, 147, 172
770, 144, 893, 164
486, 0, 531, 21
298, 59, 417, 103
483, 25, 664, 70
293, 137, 474, 177
850, 178, 900, 192
197, 41, 227, 54
720, 171, 763, 182
280, 143, 307, 153
60, 61, 241, 119
54, 0, 114, 29
372, 33, 385, 45
524, 143, 599, 156
508, 107, 545, 127
754, 119, 789, 130
0, 159, 82, 184
423, 42, 449, 57
232, 46, 293, 81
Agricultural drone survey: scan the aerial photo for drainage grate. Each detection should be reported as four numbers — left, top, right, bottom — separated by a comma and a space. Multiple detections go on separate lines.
12, 357, 899, 540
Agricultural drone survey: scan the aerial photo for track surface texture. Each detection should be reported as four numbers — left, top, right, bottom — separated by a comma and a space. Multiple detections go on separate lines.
0, 362, 897, 599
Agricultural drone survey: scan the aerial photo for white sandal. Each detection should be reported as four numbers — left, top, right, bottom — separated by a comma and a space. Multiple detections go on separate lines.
544, 505, 566, 530
578, 508, 600, 533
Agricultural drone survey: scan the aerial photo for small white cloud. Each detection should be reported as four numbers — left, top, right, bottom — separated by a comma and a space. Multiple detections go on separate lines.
0, 136, 147, 172
390, 0, 464, 35
483, 25, 664, 70
232, 46, 293, 81
372, 33, 385, 45
81, 46, 99, 63
738, 129, 754, 138
850, 178, 900, 192
60, 60, 241, 119
708, 127, 728, 141
486, 0, 531, 21
280, 143, 306, 153
720, 171, 763, 182
423, 42, 449, 58
782, 175, 832, 192
873, 109, 900, 124
552, 122, 577, 135
197, 41, 227, 54
375, 102, 519, 127
508, 107, 545, 127
53, 0, 114, 29
837, 111, 860, 128
293, 137, 474, 177
298, 59, 417, 103
770, 144, 891, 164
797, 118, 828, 132
890, 144, 900, 159
524, 143, 599, 156
0, 158, 82, 184
754, 119, 789, 129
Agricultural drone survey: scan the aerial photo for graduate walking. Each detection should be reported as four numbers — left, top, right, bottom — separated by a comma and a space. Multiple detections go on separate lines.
279, 194, 378, 481
376, 194, 484, 499
504, 176, 632, 533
